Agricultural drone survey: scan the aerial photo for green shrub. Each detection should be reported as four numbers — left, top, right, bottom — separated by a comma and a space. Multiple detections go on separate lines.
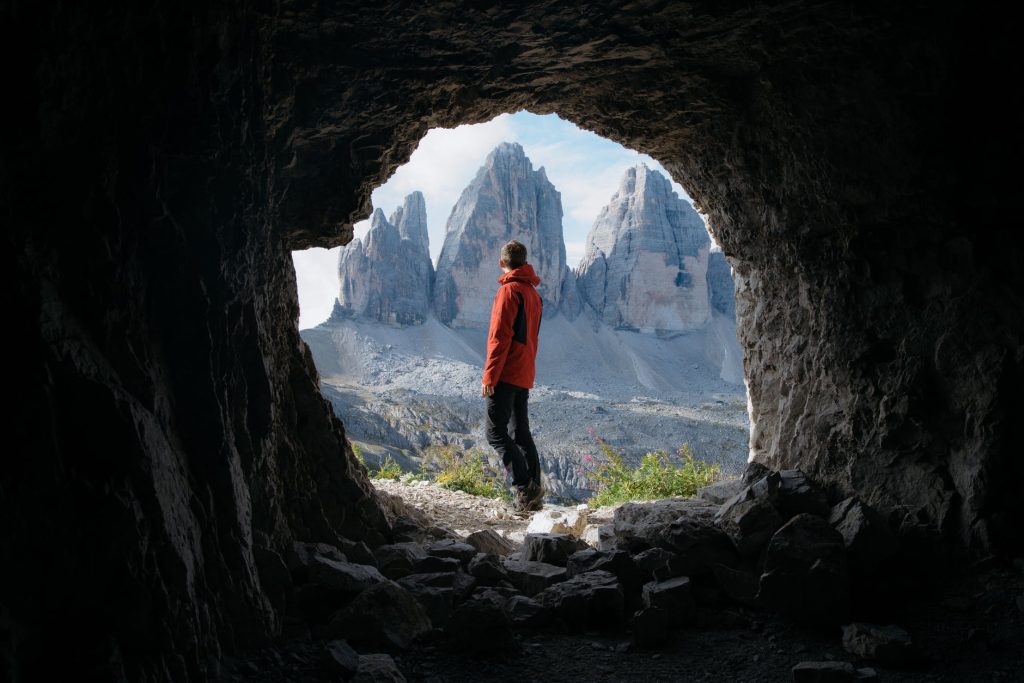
372, 454, 403, 480
351, 441, 367, 468
585, 439, 723, 508
424, 446, 509, 500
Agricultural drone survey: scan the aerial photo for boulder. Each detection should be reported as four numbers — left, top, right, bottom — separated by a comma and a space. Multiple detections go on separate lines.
741, 462, 772, 487
632, 548, 679, 580
535, 570, 624, 629
712, 565, 760, 603
354, 654, 407, 683
841, 622, 915, 664
444, 595, 516, 655
663, 513, 739, 575
716, 494, 784, 559
522, 533, 587, 566
414, 555, 462, 574
829, 497, 898, 575
776, 470, 830, 517
424, 539, 478, 565
288, 542, 347, 583
567, 549, 643, 600
632, 606, 670, 649
641, 576, 695, 625
373, 543, 428, 580
464, 529, 517, 556
505, 594, 552, 628
697, 478, 744, 505
502, 559, 568, 597
398, 572, 476, 603
337, 538, 378, 567
309, 556, 387, 593
322, 639, 360, 679
526, 506, 589, 536
328, 582, 432, 650
468, 553, 510, 584
613, 499, 718, 550
757, 514, 850, 625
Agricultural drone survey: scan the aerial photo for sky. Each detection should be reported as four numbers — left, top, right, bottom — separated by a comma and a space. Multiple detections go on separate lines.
291, 111, 699, 330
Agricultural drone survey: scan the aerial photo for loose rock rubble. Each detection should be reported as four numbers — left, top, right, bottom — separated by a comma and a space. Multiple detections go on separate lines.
227, 466, 1023, 681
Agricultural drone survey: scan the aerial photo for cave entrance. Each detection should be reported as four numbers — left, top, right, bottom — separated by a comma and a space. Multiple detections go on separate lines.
292, 112, 750, 530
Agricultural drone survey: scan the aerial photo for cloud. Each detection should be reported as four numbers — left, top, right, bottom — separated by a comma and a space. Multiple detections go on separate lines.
291, 247, 340, 330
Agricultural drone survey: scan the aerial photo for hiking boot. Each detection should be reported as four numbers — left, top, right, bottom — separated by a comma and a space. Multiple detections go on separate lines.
524, 481, 545, 511
512, 486, 532, 514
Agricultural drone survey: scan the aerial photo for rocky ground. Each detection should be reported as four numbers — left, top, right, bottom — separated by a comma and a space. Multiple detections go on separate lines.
302, 315, 750, 502
219, 474, 1024, 683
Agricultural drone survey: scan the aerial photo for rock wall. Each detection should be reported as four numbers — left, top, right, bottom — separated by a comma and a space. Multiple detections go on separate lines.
577, 165, 712, 331
6, 1, 1020, 680
334, 193, 434, 325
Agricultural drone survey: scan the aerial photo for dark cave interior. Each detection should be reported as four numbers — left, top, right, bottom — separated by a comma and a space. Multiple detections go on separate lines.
3, 1, 1021, 680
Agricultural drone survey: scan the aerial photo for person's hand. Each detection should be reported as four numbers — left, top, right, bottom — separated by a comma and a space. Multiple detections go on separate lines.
481, 383, 495, 398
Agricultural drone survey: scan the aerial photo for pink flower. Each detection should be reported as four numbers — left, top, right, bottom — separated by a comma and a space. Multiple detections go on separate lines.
586, 425, 594, 435
583, 454, 594, 464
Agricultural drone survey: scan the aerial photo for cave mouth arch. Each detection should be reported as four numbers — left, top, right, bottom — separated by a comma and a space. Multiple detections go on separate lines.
272, 1, 1019, 559
293, 111, 752, 505
8, 2, 1020, 679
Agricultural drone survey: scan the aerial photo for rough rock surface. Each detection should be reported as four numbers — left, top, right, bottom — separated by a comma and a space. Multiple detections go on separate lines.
432, 142, 574, 325
334, 193, 434, 326
7, 1, 1019, 679
577, 165, 712, 331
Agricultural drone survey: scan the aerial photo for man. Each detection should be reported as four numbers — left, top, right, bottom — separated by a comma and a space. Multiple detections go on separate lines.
481, 240, 544, 513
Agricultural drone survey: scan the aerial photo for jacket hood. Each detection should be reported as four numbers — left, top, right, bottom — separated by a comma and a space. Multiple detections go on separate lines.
498, 263, 541, 286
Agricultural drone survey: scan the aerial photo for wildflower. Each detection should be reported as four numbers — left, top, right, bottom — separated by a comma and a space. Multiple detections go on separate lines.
586, 425, 594, 435
583, 454, 594, 464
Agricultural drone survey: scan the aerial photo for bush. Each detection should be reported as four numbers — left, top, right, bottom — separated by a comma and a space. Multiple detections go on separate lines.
425, 446, 509, 500
372, 454, 403, 481
585, 439, 722, 508
351, 441, 367, 468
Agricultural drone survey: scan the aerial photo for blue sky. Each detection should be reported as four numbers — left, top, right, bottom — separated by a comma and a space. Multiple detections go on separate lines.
292, 111, 700, 329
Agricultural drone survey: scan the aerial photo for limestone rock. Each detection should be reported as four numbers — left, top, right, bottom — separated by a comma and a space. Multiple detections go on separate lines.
697, 478, 744, 505
335, 192, 434, 326
829, 497, 898, 575
468, 553, 510, 584
757, 514, 850, 624
328, 582, 432, 650
841, 622, 915, 664
522, 533, 587, 566
502, 559, 568, 596
535, 570, 624, 629
322, 640, 360, 679
432, 142, 575, 325
424, 539, 478, 565
309, 556, 388, 593
526, 506, 589, 537
612, 499, 718, 550
706, 249, 736, 318
373, 543, 429, 580
444, 595, 516, 654
576, 165, 711, 332
465, 529, 518, 556
715, 494, 784, 559
354, 654, 407, 683
641, 577, 695, 625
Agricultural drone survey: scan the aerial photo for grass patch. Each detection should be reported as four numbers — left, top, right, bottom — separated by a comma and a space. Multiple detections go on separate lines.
424, 446, 510, 500
585, 439, 722, 508
371, 454, 403, 480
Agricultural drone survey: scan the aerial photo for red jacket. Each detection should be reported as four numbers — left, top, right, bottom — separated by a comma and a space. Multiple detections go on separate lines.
482, 263, 543, 389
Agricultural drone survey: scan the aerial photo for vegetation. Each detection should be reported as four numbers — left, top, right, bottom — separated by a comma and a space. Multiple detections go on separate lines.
371, 454, 403, 480
584, 436, 723, 508
424, 446, 510, 500
351, 441, 367, 468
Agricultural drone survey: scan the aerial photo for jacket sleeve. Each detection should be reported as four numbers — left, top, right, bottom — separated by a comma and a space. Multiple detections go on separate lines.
482, 285, 517, 386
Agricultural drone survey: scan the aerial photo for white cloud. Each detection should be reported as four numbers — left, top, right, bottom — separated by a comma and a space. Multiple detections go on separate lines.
291, 247, 340, 330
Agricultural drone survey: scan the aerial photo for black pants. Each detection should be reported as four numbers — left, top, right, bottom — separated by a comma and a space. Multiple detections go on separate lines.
484, 381, 540, 489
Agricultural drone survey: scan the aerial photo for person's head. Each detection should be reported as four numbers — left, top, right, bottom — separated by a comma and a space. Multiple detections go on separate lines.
499, 240, 527, 271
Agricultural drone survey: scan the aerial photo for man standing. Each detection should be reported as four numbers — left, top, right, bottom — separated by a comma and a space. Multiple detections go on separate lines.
481, 240, 544, 513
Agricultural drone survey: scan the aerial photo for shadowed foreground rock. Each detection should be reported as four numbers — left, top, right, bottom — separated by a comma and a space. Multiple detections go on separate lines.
4, 0, 1019, 679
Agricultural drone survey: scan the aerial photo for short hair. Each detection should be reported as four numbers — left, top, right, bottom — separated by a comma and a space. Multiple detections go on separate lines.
501, 240, 527, 268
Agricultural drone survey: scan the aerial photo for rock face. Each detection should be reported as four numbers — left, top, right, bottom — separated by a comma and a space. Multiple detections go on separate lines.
7, 1, 1019, 680
432, 142, 575, 326
706, 250, 735, 318
576, 165, 712, 332
334, 192, 434, 325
